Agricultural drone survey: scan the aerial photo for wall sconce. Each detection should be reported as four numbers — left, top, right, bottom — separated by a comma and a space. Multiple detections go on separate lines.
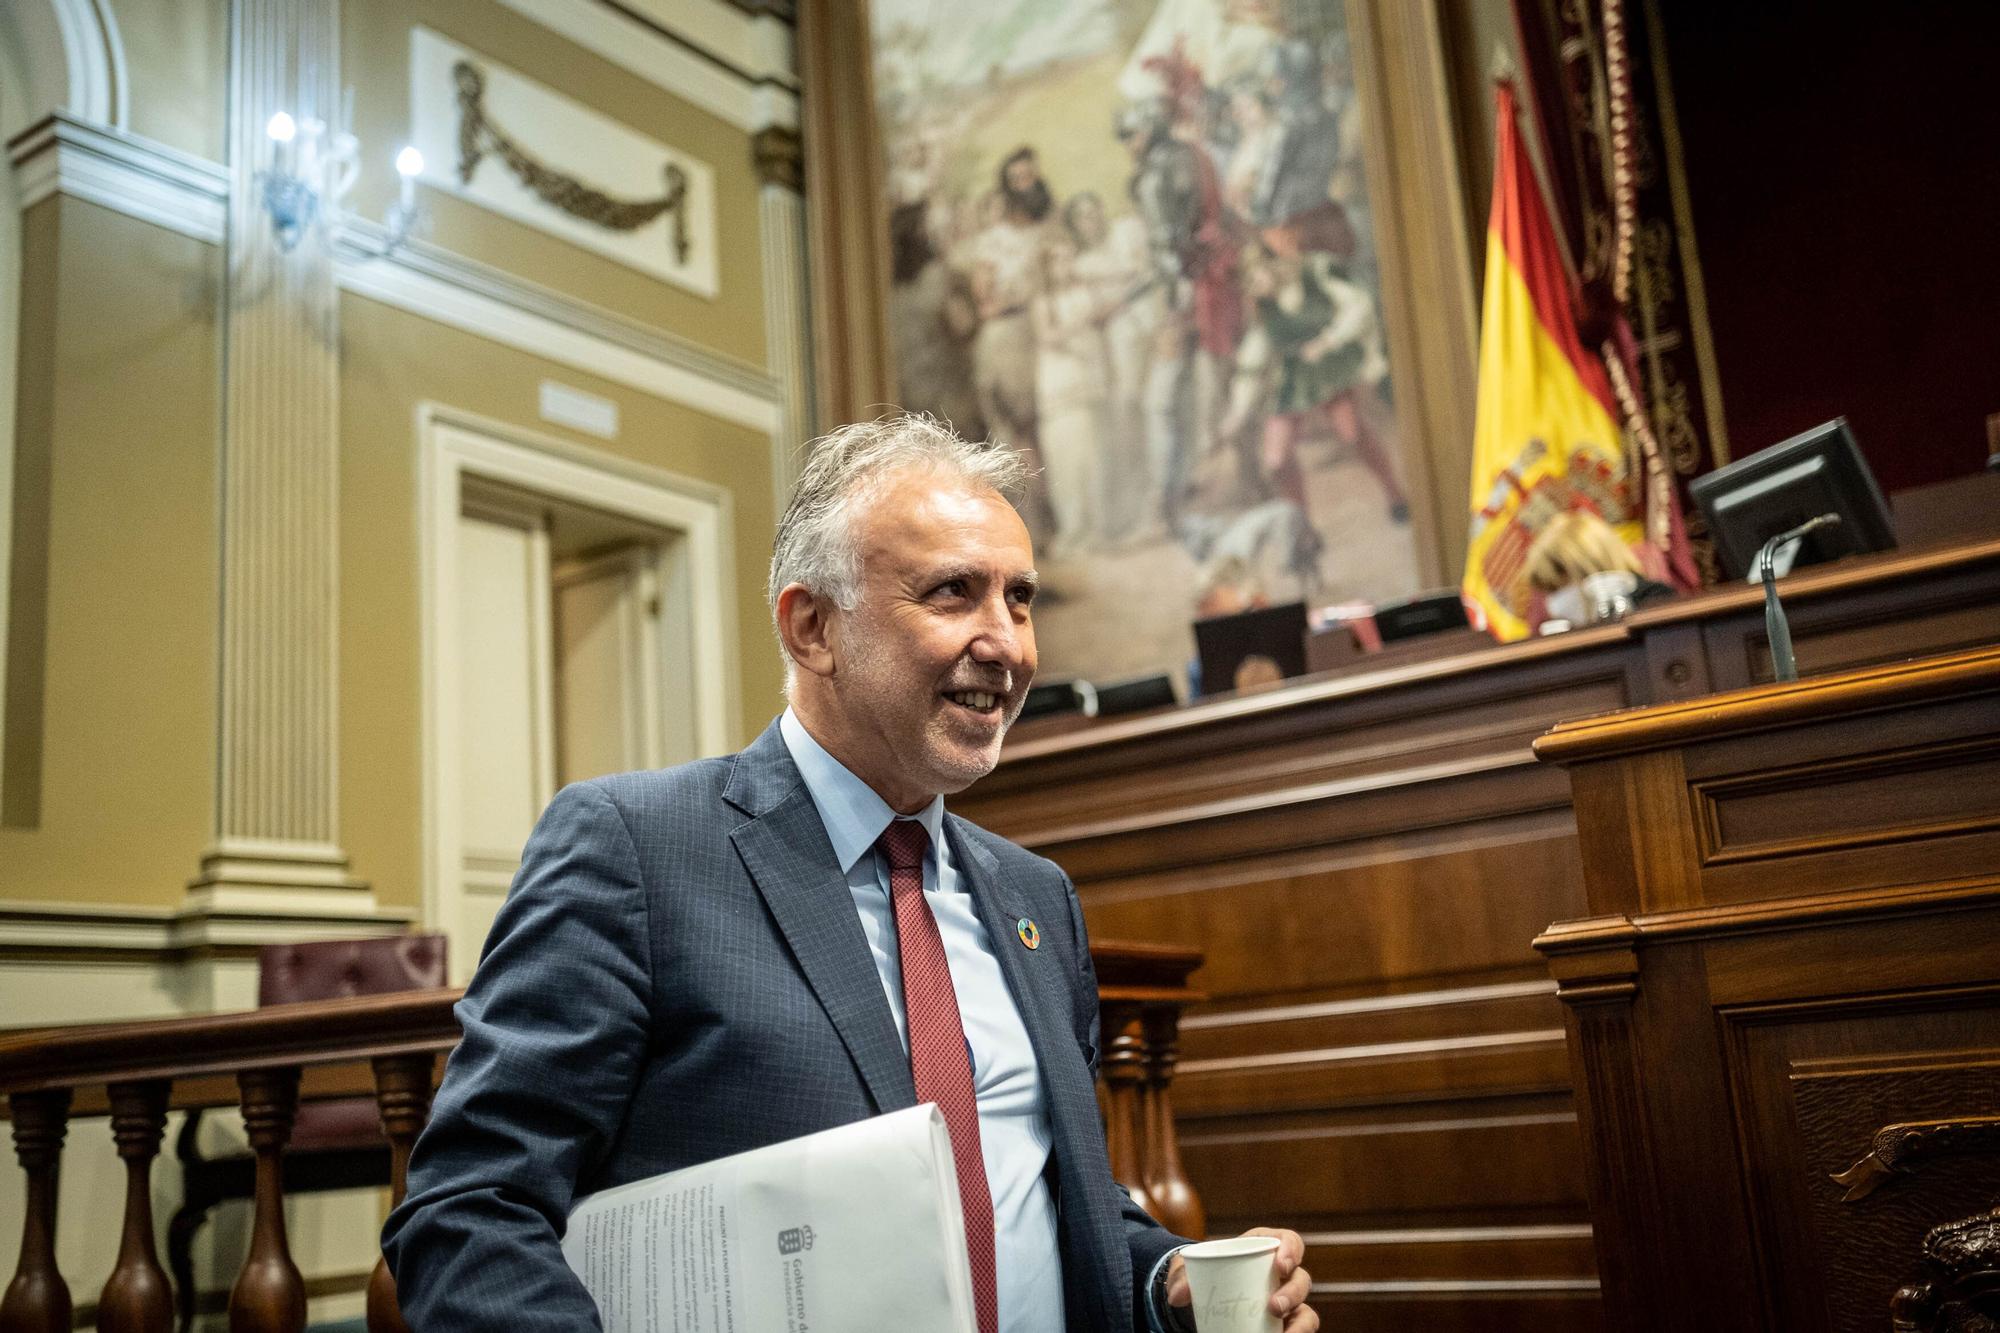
258, 102, 426, 256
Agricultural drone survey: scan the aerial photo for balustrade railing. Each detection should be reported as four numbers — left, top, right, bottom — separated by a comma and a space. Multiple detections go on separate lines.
0, 942, 1202, 1331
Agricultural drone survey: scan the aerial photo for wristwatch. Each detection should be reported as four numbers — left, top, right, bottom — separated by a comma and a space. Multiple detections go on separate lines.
1152, 1247, 1198, 1333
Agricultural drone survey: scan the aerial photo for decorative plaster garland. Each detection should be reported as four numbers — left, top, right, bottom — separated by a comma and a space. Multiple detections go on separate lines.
453, 60, 691, 262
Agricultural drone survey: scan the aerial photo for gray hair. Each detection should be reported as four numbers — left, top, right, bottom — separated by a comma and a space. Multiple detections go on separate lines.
768, 414, 1028, 617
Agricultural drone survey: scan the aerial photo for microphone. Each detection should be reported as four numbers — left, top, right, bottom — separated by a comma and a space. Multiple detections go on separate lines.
1754, 513, 1842, 583
1757, 513, 1840, 683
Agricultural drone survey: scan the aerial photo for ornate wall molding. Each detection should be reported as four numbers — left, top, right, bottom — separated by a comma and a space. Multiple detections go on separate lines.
0, 899, 411, 957
752, 125, 801, 192
491, 0, 798, 133
410, 27, 719, 297
6, 114, 228, 241
453, 60, 691, 259
334, 218, 781, 435
1, 0, 130, 135
0, 124, 782, 438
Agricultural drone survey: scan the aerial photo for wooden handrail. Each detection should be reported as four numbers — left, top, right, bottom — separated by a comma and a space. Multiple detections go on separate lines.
0, 941, 1205, 1331
0, 991, 465, 1101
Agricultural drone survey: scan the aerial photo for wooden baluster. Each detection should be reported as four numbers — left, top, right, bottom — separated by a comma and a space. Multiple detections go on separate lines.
1099, 1001, 1156, 1213
1, 1089, 72, 1333
98, 1080, 175, 1332
365, 1054, 435, 1333
229, 1068, 305, 1333
1141, 1003, 1206, 1239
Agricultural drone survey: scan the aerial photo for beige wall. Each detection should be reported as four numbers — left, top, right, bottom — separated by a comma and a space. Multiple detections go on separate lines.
0, 198, 221, 906
3, 3, 789, 915
338, 294, 785, 912
343, 0, 769, 367
106, 0, 230, 159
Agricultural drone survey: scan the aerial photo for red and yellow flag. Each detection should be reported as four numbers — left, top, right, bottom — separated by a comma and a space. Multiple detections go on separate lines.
1463, 82, 1644, 641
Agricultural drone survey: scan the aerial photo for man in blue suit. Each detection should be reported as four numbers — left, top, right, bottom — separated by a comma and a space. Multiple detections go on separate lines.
383, 415, 1316, 1331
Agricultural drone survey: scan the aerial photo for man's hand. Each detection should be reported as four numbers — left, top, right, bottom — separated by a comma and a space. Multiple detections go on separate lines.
1164, 1227, 1316, 1331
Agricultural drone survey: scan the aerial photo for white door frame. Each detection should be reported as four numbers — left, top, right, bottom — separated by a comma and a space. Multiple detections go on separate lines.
417, 402, 738, 937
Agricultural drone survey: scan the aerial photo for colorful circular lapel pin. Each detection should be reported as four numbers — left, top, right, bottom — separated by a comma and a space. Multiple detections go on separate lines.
1016, 918, 1040, 950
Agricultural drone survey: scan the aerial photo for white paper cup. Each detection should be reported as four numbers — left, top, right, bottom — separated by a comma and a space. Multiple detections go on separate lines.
1179, 1235, 1283, 1333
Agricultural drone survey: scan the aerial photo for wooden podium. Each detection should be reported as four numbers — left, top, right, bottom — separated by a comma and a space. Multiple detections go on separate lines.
1533, 645, 2000, 1331
963, 537, 2000, 1330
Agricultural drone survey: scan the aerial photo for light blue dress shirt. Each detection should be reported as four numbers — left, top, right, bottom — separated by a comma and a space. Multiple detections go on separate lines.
779, 710, 1065, 1333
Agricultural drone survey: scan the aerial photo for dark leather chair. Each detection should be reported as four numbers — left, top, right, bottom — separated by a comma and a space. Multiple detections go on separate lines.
168, 934, 447, 1331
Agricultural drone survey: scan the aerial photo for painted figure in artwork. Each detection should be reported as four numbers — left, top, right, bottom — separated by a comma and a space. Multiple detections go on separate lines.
871, 0, 1426, 684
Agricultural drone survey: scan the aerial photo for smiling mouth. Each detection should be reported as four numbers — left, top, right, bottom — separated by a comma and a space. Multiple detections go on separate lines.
942, 689, 1003, 717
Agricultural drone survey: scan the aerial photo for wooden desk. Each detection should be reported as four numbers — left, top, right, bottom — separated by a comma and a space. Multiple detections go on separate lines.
960, 538, 2000, 1332
1533, 645, 2000, 1332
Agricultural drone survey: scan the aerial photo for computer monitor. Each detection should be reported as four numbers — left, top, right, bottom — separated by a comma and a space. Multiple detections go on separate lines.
1193, 601, 1308, 697
1689, 418, 1896, 580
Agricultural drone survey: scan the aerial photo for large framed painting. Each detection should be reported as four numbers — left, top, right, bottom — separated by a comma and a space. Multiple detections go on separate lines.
802, 0, 1477, 688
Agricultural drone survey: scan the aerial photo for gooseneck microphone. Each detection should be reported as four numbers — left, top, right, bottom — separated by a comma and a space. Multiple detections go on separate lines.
1757, 513, 1841, 683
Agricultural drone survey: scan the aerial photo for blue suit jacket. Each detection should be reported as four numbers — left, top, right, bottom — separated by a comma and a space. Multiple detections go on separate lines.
382, 720, 1184, 1330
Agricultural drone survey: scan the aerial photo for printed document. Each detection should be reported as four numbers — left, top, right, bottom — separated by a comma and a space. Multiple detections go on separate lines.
561, 1103, 978, 1333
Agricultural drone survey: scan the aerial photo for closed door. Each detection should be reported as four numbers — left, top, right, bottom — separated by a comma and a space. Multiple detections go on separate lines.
449, 496, 555, 983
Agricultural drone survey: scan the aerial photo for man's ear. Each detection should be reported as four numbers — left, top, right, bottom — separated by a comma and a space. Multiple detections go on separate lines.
775, 584, 838, 680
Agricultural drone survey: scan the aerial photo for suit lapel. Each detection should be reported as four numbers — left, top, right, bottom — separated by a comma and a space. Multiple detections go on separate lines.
948, 819, 1074, 1103
950, 818, 1131, 1330
948, 820, 1104, 1128
726, 727, 917, 1115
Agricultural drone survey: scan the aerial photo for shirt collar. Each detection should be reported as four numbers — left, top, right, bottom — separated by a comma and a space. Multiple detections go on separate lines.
778, 708, 946, 876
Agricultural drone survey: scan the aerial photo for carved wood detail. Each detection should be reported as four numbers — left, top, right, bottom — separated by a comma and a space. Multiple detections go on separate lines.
229, 1068, 304, 1333
1834, 1116, 2000, 1203
97, 1080, 174, 1332
365, 1054, 436, 1333
1892, 1205, 2000, 1332
1099, 1001, 1148, 1212
0, 1089, 71, 1333
1141, 1004, 1205, 1239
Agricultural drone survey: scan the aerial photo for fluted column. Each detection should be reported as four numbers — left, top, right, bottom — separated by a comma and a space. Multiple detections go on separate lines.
755, 125, 813, 506
191, 0, 368, 911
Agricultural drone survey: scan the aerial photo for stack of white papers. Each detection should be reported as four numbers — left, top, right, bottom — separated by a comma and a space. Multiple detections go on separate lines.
562, 1104, 978, 1333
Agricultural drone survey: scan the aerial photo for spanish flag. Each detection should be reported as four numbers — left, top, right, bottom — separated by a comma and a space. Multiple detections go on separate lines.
1463, 82, 1644, 641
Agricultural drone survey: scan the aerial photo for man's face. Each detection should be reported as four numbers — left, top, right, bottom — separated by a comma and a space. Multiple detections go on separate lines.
1001, 154, 1053, 223
823, 469, 1038, 812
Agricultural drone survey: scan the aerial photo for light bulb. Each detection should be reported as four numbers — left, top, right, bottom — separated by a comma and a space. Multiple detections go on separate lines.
395, 146, 424, 178
266, 111, 297, 144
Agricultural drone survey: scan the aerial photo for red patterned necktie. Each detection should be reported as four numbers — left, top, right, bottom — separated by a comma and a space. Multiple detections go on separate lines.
879, 820, 999, 1333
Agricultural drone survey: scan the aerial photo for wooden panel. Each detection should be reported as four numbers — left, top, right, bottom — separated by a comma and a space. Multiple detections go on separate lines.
1538, 644, 2000, 1331
1186, 1101, 1588, 1222
961, 545, 2000, 1332
985, 658, 1633, 839
1178, 1033, 1572, 1118
1305, 1290, 1602, 1333
1721, 992, 2000, 1333
1302, 1225, 1598, 1280
1181, 982, 1564, 1060
1701, 745, 2000, 861
1718, 595, 2000, 692
1079, 820, 1585, 999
